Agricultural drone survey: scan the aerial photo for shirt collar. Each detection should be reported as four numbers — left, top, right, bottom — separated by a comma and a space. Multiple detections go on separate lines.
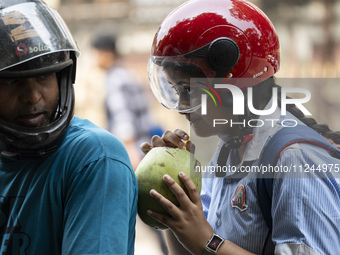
243, 99, 306, 161
243, 99, 282, 161
210, 99, 305, 177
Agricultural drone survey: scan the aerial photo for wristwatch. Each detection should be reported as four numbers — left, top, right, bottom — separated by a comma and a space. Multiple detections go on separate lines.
203, 233, 225, 255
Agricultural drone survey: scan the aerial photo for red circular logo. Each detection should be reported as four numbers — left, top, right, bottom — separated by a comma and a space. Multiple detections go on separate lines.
15, 43, 28, 57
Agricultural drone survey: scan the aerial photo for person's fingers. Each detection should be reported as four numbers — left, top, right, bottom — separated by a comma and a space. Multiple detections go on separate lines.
172, 129, 195, 153
149, 189, 180, 218
173, 129, 190, 141
185, 140, 195, 154
161, 130, 187, 148
146, 209, 173, 229
151, 135, 168, 147
162, 174, 193, 208
178, 172, 202, 206
140, 142, 152, 154
142, 130, 194, 154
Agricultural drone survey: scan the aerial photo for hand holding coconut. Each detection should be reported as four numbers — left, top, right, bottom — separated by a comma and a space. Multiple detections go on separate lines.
137, 129, 201, 229
137, 129, 216, 255
136, 146, 201, 229
149, 172, 216, 255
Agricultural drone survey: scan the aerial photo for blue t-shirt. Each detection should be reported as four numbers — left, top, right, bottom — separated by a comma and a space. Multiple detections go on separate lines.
0, 116, 138, 255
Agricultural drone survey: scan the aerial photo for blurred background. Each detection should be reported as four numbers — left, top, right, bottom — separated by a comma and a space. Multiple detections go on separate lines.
45, 0, 340, 254
48, 0, 340, 132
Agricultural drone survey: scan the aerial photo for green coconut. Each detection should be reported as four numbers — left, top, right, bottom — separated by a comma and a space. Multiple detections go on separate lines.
136, 147, 201, 230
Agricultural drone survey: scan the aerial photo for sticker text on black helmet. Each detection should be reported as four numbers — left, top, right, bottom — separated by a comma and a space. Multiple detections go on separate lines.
3, 12, 39, 42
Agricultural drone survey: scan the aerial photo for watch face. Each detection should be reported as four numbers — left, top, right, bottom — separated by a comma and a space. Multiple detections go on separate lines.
208, 235, 223, 251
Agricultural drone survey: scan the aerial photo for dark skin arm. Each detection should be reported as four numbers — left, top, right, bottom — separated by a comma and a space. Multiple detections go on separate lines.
140, 130, 255, 255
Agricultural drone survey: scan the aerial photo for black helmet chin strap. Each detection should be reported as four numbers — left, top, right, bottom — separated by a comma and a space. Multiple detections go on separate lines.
215, 120, 255, 177
232, 100, 257, 149
215, 93, 257, 177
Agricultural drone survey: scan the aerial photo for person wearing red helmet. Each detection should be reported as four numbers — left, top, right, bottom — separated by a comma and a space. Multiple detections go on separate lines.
141, 0, 340, 254
0, 1, 137, 254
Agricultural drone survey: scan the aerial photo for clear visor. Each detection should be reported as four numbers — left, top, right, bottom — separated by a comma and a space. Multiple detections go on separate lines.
148, 56, 216, 113
0, 1, 80, 72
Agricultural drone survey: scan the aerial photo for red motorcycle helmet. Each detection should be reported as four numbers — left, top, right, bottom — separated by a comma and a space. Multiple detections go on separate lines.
148, 0, 280, 113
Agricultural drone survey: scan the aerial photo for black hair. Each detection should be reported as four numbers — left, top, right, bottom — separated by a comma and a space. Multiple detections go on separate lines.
91, 33, 118, 56
252, 77, 340, 144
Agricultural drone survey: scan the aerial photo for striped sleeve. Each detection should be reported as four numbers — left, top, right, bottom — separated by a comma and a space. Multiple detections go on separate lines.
272, 143, 340, 255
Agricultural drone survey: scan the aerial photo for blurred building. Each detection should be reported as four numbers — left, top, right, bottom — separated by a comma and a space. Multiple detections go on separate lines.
56, 0, 340, 169
57, 0, 189, 132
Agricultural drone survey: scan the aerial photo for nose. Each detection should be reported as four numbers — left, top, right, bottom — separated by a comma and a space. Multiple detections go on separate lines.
177, 89, 192, 112
19, 78, 42, 104
177, 90, 201, 113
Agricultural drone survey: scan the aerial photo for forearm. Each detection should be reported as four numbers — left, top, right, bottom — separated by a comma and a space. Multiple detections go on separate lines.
165, 230, 192, 255
165, 226, 256, 255
149, 171, 257, 255
215, 240, 256, 255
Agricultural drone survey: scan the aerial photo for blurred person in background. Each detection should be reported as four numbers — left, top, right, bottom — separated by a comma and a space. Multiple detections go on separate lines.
0, 1, 137, 254
91, 32, 168, 255
91, 33, 161, 171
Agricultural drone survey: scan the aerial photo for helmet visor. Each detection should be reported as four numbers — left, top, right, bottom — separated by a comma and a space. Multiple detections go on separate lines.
148, 56, 211, 113
0, 1, 80, 72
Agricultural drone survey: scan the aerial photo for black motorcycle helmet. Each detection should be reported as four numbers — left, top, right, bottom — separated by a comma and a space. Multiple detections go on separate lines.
0, 0, 80, 160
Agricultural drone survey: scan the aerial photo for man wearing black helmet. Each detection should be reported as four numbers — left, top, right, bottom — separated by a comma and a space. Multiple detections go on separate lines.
0, 1, 137, 254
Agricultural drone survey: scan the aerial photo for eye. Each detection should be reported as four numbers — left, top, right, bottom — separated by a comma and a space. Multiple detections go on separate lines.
184, 85, 201, 96
171, 85, 180, 96
170, 82, 196, 97
36, 73, 53, 80
0, 79, 19, 86
34, 73, 56, 85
